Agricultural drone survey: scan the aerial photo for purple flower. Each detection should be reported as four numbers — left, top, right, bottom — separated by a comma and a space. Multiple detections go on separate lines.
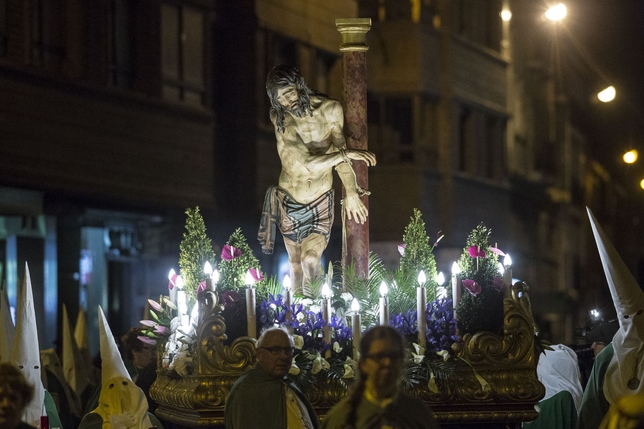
140, 320, 156, 327
462, 279, 482, 296
490, 247, 505, 256
221, 244, 242, 261
249, 267, 264, 282
468, 246, 486, 258
148, 299, 162, 312
398, 244, 406, 256
138, 336, 157, 345
198, 281, 207, 293
222, 290, 241, 309
493, 276, 505, 291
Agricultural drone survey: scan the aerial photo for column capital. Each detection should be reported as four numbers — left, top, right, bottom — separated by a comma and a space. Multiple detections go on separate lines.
335, 18, 371, 52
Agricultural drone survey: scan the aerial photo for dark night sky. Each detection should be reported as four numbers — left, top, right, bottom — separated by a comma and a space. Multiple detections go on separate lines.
562, 1, 644, 188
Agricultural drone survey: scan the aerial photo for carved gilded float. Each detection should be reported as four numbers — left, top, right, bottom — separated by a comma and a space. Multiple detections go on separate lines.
151, 282, 544, 427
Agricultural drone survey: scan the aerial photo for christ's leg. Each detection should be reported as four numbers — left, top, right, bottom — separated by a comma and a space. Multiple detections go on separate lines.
283, 237, 304, 294
300, 233, 328, 297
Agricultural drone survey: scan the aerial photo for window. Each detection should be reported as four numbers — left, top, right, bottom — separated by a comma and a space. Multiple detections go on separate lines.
108, 0, 134, 89
161, 3, 205, 106
32, 0, 65, 71
385, 98, 414, 163
458, 108, 472, 172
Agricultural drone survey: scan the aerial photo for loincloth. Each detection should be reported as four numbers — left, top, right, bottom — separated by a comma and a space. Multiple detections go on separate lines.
258, 186, 334, 254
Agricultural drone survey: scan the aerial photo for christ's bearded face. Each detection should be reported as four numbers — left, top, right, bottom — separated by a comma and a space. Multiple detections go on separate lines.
277, 85, 301, 114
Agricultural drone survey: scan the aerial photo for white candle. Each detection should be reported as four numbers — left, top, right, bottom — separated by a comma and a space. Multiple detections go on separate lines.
321, 282, 332, 346
203, 261, 213, 291
379, 281, 389, 326
417, 271, 427, 348
177, 290, 187, 320
417, 287, 426, 348
351, 298, 361, 359
503, 254, 513, 289
451, 262, 461, 320
246, 286, 257, 338
283, 274, 292, 322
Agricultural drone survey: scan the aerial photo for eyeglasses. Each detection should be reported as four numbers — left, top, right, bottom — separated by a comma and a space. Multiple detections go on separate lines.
365, 352, 404, 363
259, 346, 295, 356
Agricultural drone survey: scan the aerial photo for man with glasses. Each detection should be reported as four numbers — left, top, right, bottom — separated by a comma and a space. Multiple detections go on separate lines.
225, 327, 319, 429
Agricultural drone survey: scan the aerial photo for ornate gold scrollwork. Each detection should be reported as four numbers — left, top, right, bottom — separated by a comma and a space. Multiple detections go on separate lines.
196, 290, 257, 376
152, 281, 545, 427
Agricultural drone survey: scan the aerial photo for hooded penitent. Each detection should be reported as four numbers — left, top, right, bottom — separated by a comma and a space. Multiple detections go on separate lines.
94, 306, 153, 429
40, 348, 81, 418
0, 282, 14, 361
10, 262, 46, 427
587, 208, 644, 404
74, 306, 95, 382
62, 304, 91, 400
537, 343, 584, 412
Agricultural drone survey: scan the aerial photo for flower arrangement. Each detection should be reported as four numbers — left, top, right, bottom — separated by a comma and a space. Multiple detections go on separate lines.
151, 206, 515, 394
455, 223, 506, 335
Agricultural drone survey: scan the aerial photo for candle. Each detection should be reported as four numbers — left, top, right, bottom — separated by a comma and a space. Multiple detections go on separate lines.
503, 254, 513, 289
451, 262, 461, 320
351, 298, 361, 359
283, 274, 293, 321
203, 261, 213, 291
379, 281, 389, 325
321, 282, 332, 347
177, 289, 187, 320
245, 271, 257, 338
417, 271, 427, 348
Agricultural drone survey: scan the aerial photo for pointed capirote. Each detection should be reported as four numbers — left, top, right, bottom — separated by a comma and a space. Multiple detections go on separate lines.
74, 306, 89, 350
10, 262, 46, 427
587, 207, 644, 404
0, 282, 15, 361
94, 306, 153, 429
74, 306, 95, 383
62, 304, 90, 406
97, 305, 132, 383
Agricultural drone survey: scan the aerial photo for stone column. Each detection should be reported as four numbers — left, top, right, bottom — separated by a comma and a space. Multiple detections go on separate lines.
335, 18, 371, 280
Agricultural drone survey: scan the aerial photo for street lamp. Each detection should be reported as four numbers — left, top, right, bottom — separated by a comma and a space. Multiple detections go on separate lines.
623, 150, 638, 164
545, 3, 567, 21
597, 86, 616, 103
500, 9, 512, 22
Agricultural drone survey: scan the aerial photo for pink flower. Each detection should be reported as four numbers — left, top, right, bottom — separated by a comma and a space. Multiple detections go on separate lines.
137, 336, 157, 345
168, 272, 178, 290
148, 299, 162, 312
462, 279, 482, 296
493, 276, 505, 291
249, 267, 264, 282
222, 244, 242, 261
154, 325, 170, 335
140, 320, 156, 327
398, 244, 406, 256
198, 281, 207, 293
468, 246, 486, 258
490, 247, 505, 256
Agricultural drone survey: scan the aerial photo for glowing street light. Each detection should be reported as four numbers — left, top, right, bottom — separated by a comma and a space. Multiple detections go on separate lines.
545, 3, 567, 21
640, 179, 644, 190
500, 9, 512, 21
597, 86, 616, 103
623, 150, 638, 164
